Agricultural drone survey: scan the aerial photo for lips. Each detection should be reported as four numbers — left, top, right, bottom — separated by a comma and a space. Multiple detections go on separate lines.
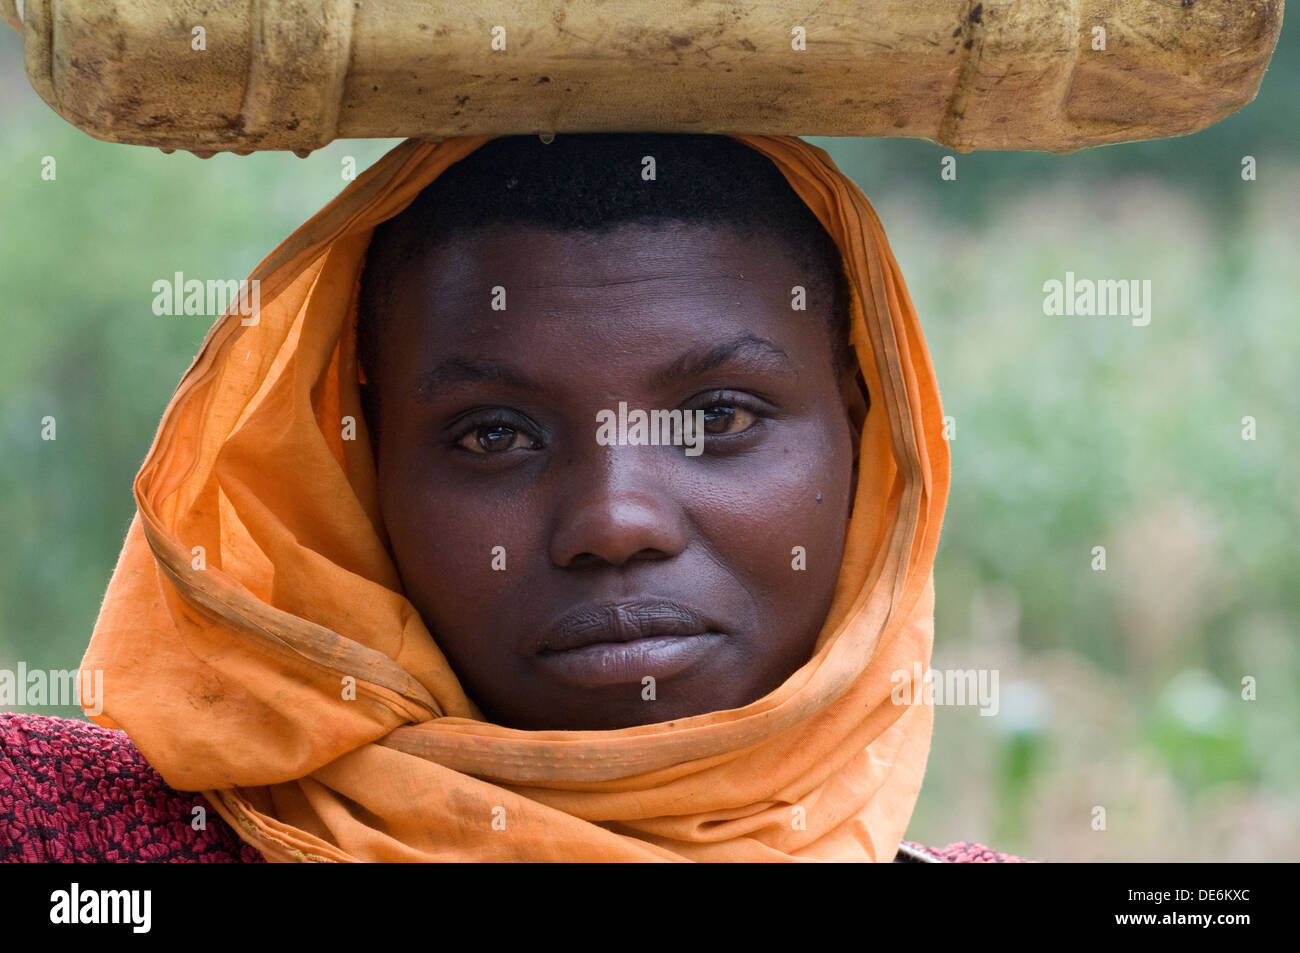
537, 600, 716, 653
534, 600, 725, 688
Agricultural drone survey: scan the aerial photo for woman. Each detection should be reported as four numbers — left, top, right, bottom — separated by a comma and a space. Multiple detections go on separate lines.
0, 132, 1021, 862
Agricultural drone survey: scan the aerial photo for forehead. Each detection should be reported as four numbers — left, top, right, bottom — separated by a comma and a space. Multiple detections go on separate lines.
381, 223, 816, 330
371, 222, 837, 385
387, 222, 792, 295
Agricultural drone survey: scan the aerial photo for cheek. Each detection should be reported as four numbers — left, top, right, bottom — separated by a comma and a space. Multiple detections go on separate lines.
689, 416, 854, 617
376, 445, 545, 639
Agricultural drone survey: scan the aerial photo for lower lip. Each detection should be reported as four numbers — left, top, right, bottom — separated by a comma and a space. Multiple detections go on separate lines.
536, 633, 724, 688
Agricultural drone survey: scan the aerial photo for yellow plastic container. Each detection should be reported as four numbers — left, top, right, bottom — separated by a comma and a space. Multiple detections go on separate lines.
1, 0, 1284, 154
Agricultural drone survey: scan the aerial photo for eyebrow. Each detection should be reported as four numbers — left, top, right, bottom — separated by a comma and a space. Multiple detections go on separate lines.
412, 356, 539, 402
410, 333, 794, 403
648, 333, 795, 389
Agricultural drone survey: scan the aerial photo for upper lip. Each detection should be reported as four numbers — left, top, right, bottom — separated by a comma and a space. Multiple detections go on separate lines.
536, 600, 718, 654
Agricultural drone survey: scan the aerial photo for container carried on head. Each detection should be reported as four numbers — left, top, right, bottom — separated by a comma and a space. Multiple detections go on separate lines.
0, 0, 1284, 155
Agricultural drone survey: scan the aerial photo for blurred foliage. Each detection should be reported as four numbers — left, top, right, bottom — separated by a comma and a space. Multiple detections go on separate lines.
0, 20, 1296, 860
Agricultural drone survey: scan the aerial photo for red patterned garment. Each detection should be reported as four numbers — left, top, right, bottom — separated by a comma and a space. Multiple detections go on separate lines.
0, 713, 1025, 863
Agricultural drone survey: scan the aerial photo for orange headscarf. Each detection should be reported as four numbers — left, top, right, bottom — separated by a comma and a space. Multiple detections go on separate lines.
81, 135, 949, 862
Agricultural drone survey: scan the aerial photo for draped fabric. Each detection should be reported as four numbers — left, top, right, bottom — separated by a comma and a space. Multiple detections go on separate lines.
81, 135, 950, 862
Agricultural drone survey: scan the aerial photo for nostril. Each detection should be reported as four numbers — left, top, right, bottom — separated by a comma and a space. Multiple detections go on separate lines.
566, 547, 671, 570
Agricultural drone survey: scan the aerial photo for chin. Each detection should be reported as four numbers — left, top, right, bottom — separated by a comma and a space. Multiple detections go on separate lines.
500, 690, 742, 732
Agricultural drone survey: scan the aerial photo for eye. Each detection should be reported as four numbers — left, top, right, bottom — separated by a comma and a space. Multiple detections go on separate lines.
455, 422, 540, 454
686, 389, 769, 439
700, 403, 757, 436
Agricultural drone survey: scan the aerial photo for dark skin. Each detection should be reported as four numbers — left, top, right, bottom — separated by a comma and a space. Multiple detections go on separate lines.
365, 222, 863, 731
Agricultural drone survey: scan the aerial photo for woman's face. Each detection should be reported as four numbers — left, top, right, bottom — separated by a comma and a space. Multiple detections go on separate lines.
369, 222, 858, 730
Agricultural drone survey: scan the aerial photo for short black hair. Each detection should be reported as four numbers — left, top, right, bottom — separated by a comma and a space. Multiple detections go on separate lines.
357, 133, 854, 418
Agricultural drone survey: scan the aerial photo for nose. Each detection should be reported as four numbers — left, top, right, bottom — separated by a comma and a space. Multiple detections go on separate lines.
549, 446, 689, 569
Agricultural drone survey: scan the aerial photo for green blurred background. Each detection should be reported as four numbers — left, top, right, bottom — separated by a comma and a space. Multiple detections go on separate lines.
1, 21, 1296, 861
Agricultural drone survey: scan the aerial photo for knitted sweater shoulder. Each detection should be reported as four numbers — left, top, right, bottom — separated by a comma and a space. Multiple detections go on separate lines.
0, 713, 1025, 863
